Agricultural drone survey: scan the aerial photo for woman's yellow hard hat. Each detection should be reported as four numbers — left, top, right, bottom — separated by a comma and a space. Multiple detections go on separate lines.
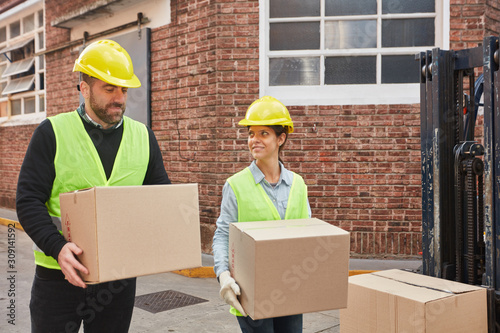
73, 39, 141, 88
238, 96, 294, 133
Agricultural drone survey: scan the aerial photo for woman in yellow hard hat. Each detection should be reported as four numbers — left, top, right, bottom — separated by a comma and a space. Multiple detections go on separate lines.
212, 96, 311, 332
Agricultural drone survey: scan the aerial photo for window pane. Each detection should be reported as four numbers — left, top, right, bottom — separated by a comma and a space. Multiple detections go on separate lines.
325, 56, 376, 84
2, 75, 35, 95
39, 94, 45, 112
270, 22, 320, 50
38, 55, 44, 70
2, 58, 35, 77
325, 20, 377, 49
38, 31, 44, 49
383, 18, 434, 47
382, 55, 420, 83
270, 57, 320, 86
11, 99, 21, 115
0, 101, 7, 117
25, 96, 35, 114
325, 0, 377, 16
38, 10, 44, 28
270, 0, 320, 18
39, 73, 44, 90
10, 21, 20, 38
24, 14, 35, 33
382, 0, 435, 14
0, 27, 6, 43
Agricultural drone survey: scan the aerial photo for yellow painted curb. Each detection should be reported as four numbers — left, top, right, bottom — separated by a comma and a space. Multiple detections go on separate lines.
172, 267, 378, 279
172, 266, 216, 278
0, 217, 23, 231
349, 270, 378, 276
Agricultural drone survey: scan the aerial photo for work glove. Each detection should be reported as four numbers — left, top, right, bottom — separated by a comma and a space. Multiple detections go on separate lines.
218, 271, 247, 316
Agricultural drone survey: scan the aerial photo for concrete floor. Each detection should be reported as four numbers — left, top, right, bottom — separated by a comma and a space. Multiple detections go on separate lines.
0, 208, 421, 332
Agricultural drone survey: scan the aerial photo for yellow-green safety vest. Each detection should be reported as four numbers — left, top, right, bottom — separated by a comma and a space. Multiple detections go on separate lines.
226, 166, 309, 316
34, 110, 150, 269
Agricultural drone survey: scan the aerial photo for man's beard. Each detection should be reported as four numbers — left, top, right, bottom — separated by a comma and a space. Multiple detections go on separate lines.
89, 94, 126, 126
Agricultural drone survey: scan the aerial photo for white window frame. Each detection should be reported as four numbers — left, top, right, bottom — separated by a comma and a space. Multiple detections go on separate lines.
259, 0, 450, 106
0, 0, 45, 125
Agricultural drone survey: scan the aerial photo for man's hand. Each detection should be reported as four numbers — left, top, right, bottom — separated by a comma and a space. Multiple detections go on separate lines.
58, 242, 89, 288
219, 271, 247, 316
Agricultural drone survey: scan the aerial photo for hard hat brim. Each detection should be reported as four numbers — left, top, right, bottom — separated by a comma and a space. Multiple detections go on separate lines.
238, 119, 294, 133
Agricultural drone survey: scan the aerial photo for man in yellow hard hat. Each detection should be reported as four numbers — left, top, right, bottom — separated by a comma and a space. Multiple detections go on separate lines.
16, 39, 171, 332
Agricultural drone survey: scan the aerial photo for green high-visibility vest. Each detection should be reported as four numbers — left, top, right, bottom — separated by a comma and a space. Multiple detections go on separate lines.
34, 110, 149, 270
226, 166, 309, 316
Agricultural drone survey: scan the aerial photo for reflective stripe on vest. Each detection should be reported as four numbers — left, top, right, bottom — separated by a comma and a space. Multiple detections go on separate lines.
34, 110, 150, 269
226, 167, 309, 316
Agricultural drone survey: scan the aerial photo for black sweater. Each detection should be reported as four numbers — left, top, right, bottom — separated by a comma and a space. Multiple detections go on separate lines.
16, 115, 171, 262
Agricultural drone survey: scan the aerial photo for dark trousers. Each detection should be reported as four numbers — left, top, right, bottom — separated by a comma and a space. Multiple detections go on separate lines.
236, 314, 303, 333
30, 272, 136, 333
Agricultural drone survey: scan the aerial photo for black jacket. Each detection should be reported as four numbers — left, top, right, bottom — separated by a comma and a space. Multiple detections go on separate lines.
16, 113, 171, 262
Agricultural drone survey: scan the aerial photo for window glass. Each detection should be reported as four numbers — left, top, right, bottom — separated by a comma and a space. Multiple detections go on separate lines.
2, 75, 35, 95
0, 101, 7, 117
38, 31, 44, 49
325, 0, 377, 16
382, 0, 435, 14
24, 96, 35, 114
270, 22, 320, 50
2, 58, 35, 77
39, 73, 44, 90
39, 94, 45, 112
10, 21, 20, 38
382, 18, 435, 47
325, 56, 376, 84
382, 55, 420, 83
0, 27, 6, 43
11, 99, 21, 115
38, 10, 44, 28
325, 20, 377, 49
38, 55, 44, 70
270, 57, 320, 86
270, 0, 320, 18
23, 14, 35, 33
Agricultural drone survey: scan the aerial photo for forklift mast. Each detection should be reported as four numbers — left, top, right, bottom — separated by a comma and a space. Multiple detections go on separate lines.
419, 36, 499, 331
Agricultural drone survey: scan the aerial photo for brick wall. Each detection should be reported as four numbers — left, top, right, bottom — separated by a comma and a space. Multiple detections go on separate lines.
486, 0, 500, 37
0, 125, 31, 208
1, 0, 499, 258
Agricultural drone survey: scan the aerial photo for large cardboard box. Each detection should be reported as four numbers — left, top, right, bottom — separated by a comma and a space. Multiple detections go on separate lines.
60, 184, 201, 284
340, 269, 487, 333
229, 218, 350, 320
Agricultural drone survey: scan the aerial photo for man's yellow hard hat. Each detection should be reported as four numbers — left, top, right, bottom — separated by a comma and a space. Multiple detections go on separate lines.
238, 96, 294, 133
73, 39, 141, 88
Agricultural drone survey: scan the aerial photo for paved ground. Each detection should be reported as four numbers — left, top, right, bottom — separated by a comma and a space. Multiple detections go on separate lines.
0, 208, 421, 332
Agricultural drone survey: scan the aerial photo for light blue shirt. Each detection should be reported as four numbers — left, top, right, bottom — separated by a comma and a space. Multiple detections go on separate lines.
212, 161, 311, 277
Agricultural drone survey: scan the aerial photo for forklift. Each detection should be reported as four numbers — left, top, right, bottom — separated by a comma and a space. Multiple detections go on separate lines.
419, 36, 500, 331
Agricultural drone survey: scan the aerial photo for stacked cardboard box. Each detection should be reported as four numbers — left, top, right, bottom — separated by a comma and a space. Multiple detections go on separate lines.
340, 269, 487, 332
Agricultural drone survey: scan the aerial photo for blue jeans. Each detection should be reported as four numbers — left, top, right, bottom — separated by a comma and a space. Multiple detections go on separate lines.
237, 314, 303, 333
30, 274, 136, 333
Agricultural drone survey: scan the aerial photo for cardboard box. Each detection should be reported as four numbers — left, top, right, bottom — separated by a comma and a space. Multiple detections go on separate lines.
340, 269, 487, 333
229, 218, 350, 320
60, 184, 201, 284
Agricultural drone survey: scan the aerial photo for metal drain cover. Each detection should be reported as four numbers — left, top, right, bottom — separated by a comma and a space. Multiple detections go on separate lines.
135, 290, 208, 314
